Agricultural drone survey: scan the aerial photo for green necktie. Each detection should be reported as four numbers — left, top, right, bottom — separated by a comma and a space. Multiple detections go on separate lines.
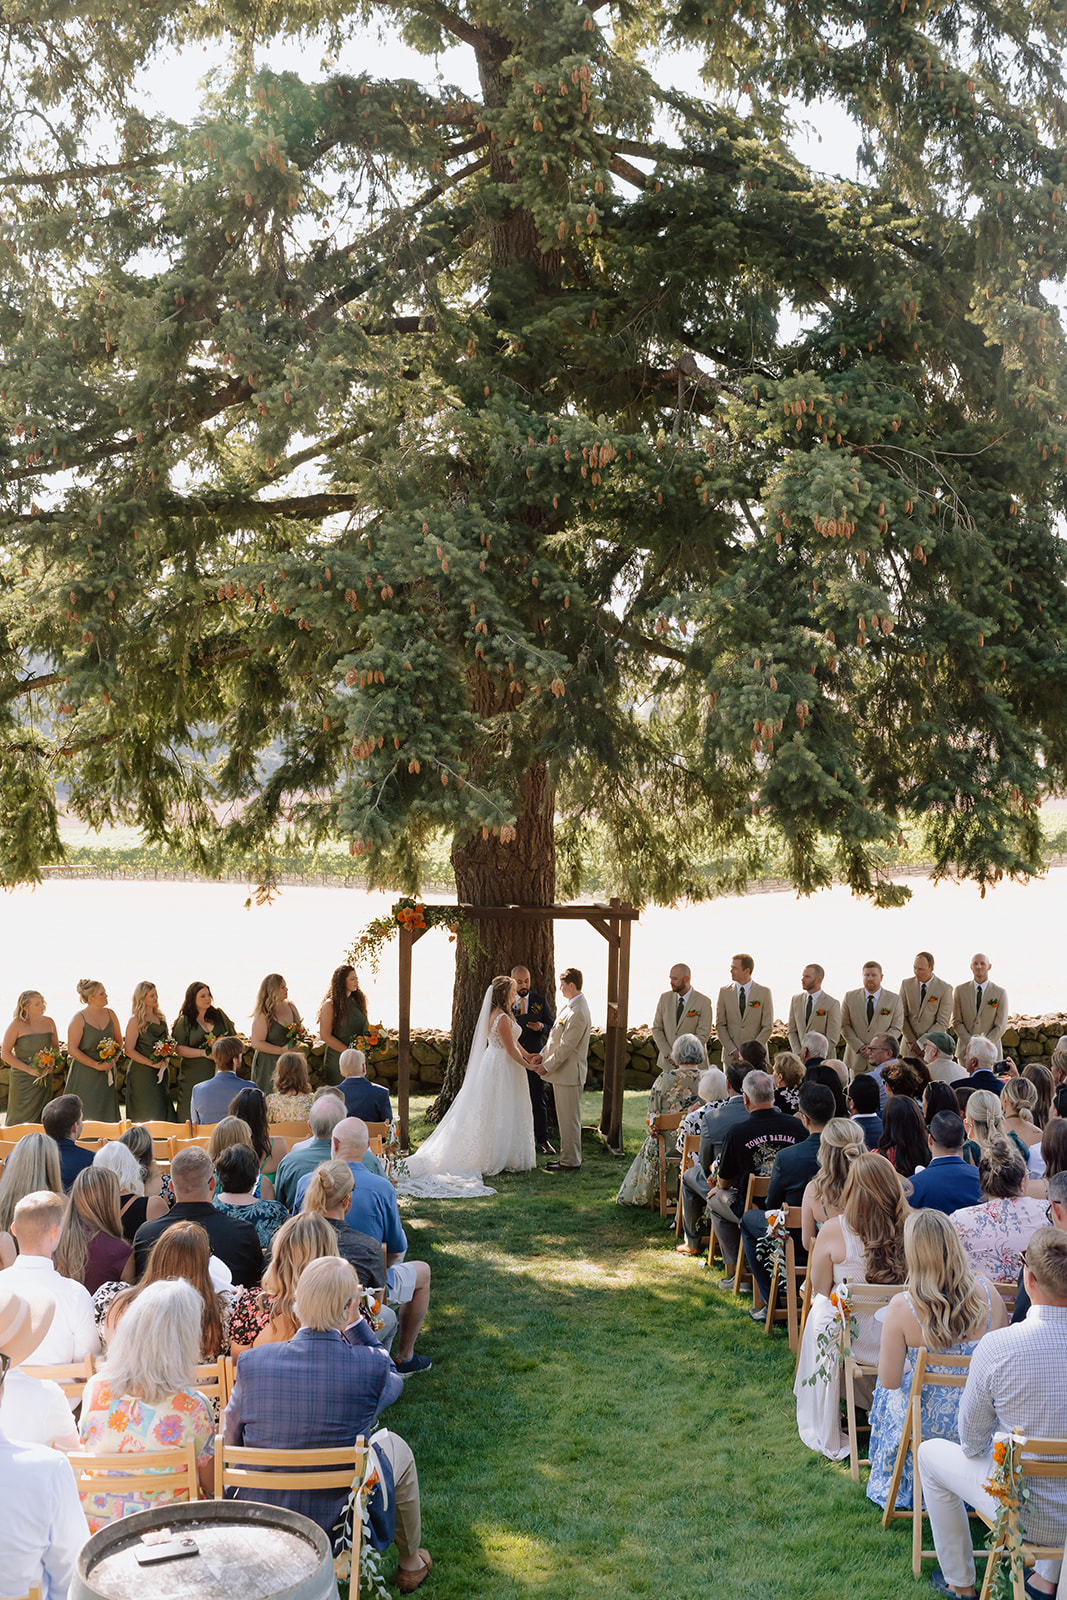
805, 994, 813, 1026
738, 986, 746, 1017
676, 995, 684, 1024
866, 995, 874, 1025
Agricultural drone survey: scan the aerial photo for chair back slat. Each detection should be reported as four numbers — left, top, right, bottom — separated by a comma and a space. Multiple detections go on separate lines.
267, 1121, 312, 1141
80, 1121, 124, 1141
214, 1437, 366, 1501
23, 1353, 95, 1403
0, 1123, 44, 1140
67, 1439, 200, 1511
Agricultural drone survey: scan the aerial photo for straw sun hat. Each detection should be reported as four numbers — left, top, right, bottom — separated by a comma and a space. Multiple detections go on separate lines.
0, 1283, 55, 1370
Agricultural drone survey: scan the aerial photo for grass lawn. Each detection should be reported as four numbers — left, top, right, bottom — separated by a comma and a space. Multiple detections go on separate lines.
366, 1089, 933, 1600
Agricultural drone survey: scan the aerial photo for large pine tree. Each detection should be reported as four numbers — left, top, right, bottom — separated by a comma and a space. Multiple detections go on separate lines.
4, 0, 1067, 1091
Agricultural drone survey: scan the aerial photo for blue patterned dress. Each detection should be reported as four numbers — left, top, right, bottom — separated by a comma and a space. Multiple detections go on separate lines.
865, 1283, 991, 1511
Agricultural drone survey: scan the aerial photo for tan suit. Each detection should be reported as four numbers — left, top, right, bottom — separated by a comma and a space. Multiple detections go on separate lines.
840, 987, 904, 1074
787, 991, 842, 1056
951, 981, 1008, 1061
900, 974, 953, 1047
715, 982, 774, 1062
540, 991, 592, 1167
651, 988, 712, 1070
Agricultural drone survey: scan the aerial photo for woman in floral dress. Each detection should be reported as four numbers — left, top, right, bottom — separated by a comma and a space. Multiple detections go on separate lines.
952, 1137, 1050, 1280
123, 981, 174, 1122
615, 1033, 707, 1207
65, 979, 123, 1122
2, 990, 62, 1124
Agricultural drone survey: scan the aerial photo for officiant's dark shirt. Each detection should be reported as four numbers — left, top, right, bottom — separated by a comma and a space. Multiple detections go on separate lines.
514, 992, 555, 1054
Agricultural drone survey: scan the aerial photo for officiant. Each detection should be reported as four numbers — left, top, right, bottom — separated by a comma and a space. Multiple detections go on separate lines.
512, 966, 556, 1156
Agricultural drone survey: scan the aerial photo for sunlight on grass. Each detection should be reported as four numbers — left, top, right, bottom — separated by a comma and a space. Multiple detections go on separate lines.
471, 1525, 557, 1583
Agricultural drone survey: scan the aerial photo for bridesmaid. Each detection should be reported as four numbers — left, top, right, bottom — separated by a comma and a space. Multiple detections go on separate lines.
66, 979, 123, 1123
250, 974, 303, 1093
2, 990, 62, 1124
317, 965, 370, 1087
173, 981, 237, 1124
123, 981, 175, 1122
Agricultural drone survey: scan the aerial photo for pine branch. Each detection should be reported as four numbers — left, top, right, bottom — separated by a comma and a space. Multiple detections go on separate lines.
0, 152, 164, 188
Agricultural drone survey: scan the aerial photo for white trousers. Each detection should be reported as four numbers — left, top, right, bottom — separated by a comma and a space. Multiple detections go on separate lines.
917, 1438, 1062, 1590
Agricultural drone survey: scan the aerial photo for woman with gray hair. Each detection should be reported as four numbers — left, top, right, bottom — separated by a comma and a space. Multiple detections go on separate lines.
615, 1032, 708, 1208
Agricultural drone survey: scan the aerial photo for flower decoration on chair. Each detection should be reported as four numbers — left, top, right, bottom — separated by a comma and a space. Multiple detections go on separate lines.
755, 1208, 789, 1280
802, 1284, 857, 1388
982, 1433, 1030, 1600
347, 898, 484, 975
331, 1445, 390, 1600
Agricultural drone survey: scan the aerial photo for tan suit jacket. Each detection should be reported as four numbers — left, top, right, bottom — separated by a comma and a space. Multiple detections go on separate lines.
715, 982, 773, 1062
651, 988, 712, 1069
541, 992, 592, 1088
951, 981, 1008, 1060
900, 974, 953, 1047
787, 991, 842, 1056
840, 987, 904, 1073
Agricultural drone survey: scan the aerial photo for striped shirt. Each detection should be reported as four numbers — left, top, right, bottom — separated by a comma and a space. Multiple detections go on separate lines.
959, 1303, 1067, 1545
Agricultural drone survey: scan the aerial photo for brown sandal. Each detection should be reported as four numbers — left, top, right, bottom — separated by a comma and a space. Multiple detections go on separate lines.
397, 1550, 433, 1592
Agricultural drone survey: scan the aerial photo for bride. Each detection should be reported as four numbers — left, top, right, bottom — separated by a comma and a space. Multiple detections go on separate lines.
396, 975, 538, 1198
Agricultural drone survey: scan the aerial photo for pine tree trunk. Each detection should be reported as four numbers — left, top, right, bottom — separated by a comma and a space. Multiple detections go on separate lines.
431, 760, 556, 1116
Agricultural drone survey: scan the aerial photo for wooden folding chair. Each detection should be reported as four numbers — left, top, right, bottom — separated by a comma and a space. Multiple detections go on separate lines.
842, 1282, 906, 1481
23, 1352, 95, 1406
674, 1133, 703, 1241
170, 1134, 213, 1159
993, 1280, 1018, 1317
267, 1120, 312, 1142
214, 1435, 367, 1580
976, 1435, 1067, 1600
80, 1120, 124, 1141
649, 1111, 686, 1217
194, 1357, 228, 1407
10, 1586, 41, 1600
130, 1119, 190, 1161
364, 1121, 390, 1143
221, 1354, 237, 1406
879, 1347, 973, 1575
763, 1205, 805, 1350
67, 1439, 201, 1521
0, 1123, 44, 1140
74, 1137, 104, 1153
729, 1174, 770, 1301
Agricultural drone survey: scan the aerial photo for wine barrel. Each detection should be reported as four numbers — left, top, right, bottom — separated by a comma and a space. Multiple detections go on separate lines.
73, 1500, 340, 1600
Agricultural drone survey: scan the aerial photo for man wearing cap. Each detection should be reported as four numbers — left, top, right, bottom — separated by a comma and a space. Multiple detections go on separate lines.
921, 1032, 960, 1085
0, 1280, 90, 1599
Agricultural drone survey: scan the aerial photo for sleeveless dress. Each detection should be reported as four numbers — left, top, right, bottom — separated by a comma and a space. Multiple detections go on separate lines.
252, 1019, 290, 1093
396, 1013, 536, 1199
66, 1016, 122, 1122
865, 1283, 991, 1510
7, 1030, 56, 1123
794, 1218, 891, 1460
124, 1020, 174, 1122
173, 1011, 236, 1123
322, 996, 370, 1086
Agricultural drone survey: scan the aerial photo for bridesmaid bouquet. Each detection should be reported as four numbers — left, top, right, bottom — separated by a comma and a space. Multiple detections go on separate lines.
286, 1021, 313, 1051
152, 1036, 179, 1084
353, 1028, 381, 1052
32, 1046, 60, 1079
98, 1034, 120, 1086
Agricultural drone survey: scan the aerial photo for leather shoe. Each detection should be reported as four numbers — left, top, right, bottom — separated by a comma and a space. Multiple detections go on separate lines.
536, 1141, 556, 1155
544, 1161, 580, 1172
675, 1243, 701, 1256
397, 1550, 433, 1593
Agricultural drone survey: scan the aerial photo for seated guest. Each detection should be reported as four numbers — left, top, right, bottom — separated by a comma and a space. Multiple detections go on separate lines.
93, 1139, 168, 1242
771, 1051, 804, 1116
865, 1209, 1007, 1512
190, 1035, 246, 1127
876, 1094, 929, 1178
118, 1125, 170, 1212
707, 1070, 806, 1281
0, 1281, 90, 1597
41, 1095, 93, 1193
78, 1278, 215, 1525
213, 1143, 288, 1253
0, 1192, 99, 1363
800, 1033, 848, 1117
847, 1074, 883, 1148
1022, 1062, 1054, 1131
132, 1147, 263, 1286
921, 1031, 960, 1084
1012, 1169, 1067, 1323
301, 1160, 387, 1294
274, 1094, 348, 1211
338, 1048, 392, 1124
229, 1212, 341, 1353
227, 1087, 288, 1201
961, 1088, 1028, 1168
0, 1282, 79, 1452
223, 1256, 433, 1592
880, 1056, 930, 1103
265, 1050, 315, 1125
1001, 1077, 1045, 1173
916, 1227, 1067, 1599
297, 1119, 432, 1376
102, 1220, 231, 1358
54, 1167, 133, 1294
0, 1133, 61, 1252
615, 1033, 706, 1208
800, 1117, 867, 1248
951, 1034, 1004, 1097
794, 1154, 908, 1460
907, 1112, 983, 1214
1027, 1117, 1067, 1202
922, 1080, 960, 1127
952, 1138, 1050, 1281
739, 1082, 837, 1313
677, 1062, 750, 1256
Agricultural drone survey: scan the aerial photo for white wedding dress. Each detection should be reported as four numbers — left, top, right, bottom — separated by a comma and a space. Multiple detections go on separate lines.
395, 991, 537, 1199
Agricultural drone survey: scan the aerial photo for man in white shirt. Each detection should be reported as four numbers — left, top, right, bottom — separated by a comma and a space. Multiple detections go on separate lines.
0, 1279, 90, 1600
0, 1193, 99, 1365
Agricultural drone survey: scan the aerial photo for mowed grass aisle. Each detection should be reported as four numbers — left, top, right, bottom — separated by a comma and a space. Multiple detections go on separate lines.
376, 1091, 930, 1600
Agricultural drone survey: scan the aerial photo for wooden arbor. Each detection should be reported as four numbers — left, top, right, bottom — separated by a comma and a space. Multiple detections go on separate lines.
396, 898, 638, 1153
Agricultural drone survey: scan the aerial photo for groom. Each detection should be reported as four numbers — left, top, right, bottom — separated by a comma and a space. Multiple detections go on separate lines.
534, 969, 591, 1173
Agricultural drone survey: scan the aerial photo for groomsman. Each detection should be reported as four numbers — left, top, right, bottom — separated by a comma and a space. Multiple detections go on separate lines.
651, 965, 713, 1070
900, 951, 954, 1055
512, 966, 556, 1156
787, 965, 841, 1057
715, 955, 774, 1065
840, 962, 904, 1074
952, 953, 1008, 1062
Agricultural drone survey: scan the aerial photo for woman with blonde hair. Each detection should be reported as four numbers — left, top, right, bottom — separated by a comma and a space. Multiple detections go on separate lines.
55, 1166, 133, 1293
228, 1211, 339, 1354
206, 1116, 255, 1166
1002, 1077, 1045, 1175
772, 1051, 804, 1115
122, 981, 174, 1122
865, 1210, 1007, 1510
65, 979, 123, 1122
2, 989, 62, 1124
303, 1159, 388, 1292
0, 1131, 61, 1238
250, 974, 304, 1094
794, 1154, 908, 1460
962, 1087, 1028, 1167
101, 1219, 231, 1358
800, 1116, 867, 1249
266, 1051, 314, 1124
119, 1124, 169, 1206
1022, 1062, 1054, 1130
952, 1137, 1050, 1280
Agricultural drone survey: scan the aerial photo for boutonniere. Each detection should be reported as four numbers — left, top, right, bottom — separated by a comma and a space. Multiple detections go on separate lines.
989, 997, 999, 1008
815, 1008, 826, 1017
925, 995, 936, 1005
880, 1007, 891, 1016
686, 1008, 699, 1018
750, 1000, 761, 1009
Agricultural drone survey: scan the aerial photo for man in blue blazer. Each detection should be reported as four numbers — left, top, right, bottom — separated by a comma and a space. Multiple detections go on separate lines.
905, 1112, 983, 1214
